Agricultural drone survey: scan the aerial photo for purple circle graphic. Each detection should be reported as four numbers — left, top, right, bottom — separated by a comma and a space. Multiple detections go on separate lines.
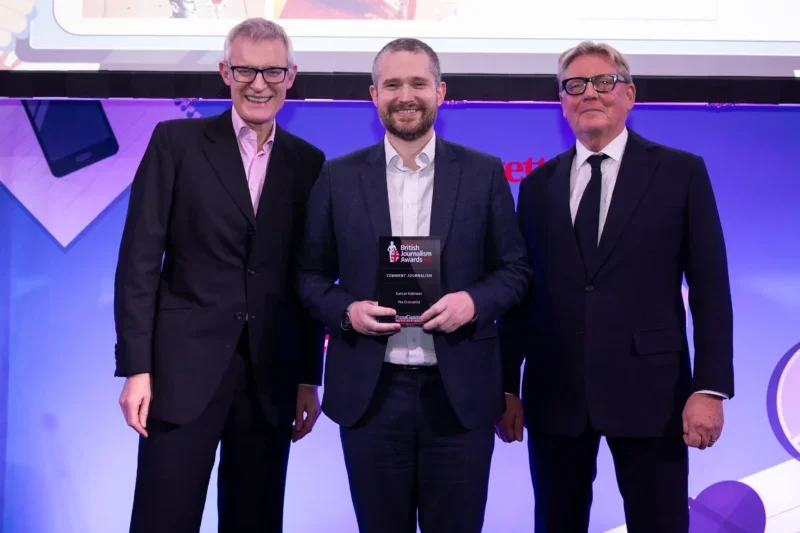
688, 481, 766, 533
766, 341, 800, 460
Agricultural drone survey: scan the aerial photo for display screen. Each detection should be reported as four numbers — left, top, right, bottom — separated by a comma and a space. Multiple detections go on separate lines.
0, 0, 796, 77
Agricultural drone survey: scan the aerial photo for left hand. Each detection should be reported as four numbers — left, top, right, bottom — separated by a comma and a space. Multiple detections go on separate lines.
495, 394, 524, 443
293, 385, 320, 443
420, 291, 476, 333
682, 392, 724, 450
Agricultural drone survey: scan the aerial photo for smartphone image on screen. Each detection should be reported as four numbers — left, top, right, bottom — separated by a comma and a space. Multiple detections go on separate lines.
21, 100, 119, 178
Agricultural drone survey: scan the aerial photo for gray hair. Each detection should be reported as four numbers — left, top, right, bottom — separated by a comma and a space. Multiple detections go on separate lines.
223, 17, 295, 66
557, 41, 632, 84
371, 38, 442, 86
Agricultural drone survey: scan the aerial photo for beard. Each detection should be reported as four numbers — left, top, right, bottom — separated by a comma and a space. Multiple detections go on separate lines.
379, 99, 437, 142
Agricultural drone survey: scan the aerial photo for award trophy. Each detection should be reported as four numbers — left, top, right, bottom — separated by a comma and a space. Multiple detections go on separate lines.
377, 236, 441, 326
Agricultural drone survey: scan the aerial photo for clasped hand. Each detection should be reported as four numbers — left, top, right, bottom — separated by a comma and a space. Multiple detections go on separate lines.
682, 393, 724, 450
348, 291, 476, 336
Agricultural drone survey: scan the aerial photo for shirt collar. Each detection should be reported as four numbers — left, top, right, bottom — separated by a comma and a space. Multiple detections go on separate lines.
384, 131, 436, 171
232, 105, 276, 149
575, 127, 628, 168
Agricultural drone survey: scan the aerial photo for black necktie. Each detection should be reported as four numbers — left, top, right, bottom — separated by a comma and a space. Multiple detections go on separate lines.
574, 153, 608, 264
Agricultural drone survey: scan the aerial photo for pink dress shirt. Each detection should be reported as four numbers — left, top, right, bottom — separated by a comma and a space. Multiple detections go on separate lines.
231, 106, 275, 214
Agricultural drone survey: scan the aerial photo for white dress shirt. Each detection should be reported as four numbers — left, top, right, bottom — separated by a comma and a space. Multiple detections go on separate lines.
569, 128, 628, 241
383, 133, 438, 366
568, 128, 727, 400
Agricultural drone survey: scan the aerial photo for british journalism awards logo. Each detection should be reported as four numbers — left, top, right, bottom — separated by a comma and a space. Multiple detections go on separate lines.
388, 241, 400, 263
387, 241, 434, 264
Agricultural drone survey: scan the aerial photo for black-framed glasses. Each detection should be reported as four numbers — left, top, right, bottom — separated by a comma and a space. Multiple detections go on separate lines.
229, 65, 290, 84
561, 73, 627, 95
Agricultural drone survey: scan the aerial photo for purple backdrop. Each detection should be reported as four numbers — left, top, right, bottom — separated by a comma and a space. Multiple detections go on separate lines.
0, 98, 799, 532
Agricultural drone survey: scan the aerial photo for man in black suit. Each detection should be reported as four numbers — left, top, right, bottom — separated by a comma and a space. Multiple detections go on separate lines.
497, 41, 734, 532
297, 38, 530, 533
114, 18, 326, 533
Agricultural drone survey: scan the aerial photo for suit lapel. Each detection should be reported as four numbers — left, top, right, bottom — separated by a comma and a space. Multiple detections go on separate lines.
256, 125, 293, 225
548, 147, 587, 278
202, 109, 256, 225
359, 136, 461, 247
590, 130, 659, 278
361, 142, 392, 241
429, 137, 460, 251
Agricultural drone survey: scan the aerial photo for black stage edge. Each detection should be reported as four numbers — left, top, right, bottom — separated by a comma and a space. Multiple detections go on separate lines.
1, 71, 798, 104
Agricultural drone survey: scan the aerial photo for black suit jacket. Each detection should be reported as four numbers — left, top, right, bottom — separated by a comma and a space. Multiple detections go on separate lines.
296, 136, 531, 429
114, 109, 327, 426
499, 129, 734, 438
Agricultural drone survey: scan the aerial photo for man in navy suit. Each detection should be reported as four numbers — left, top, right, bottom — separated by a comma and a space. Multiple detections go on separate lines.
497, 41, 734, 532
297, 38, 530, 533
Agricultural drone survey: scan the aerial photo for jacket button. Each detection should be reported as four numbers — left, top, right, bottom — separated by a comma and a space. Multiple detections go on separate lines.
235, 312, 246, 320
247, 227, 255, 236
247, 269, 255, 276
585, 285, 594, 292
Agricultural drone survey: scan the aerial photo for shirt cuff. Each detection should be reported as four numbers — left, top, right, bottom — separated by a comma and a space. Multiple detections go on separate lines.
694, 389, 729, 400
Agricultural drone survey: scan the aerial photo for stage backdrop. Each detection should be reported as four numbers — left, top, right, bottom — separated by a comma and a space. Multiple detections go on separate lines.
0, 97, 799, 533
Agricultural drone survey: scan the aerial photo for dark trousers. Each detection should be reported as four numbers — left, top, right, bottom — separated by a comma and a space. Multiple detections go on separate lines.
528, 424, 689, 533
129, 331, 292, 533
340, 363, 495, 533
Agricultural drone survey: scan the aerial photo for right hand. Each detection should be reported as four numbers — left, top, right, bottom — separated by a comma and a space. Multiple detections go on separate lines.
495, 394, 524, 443
119, 373, 152, 438
348, 301, 401, 336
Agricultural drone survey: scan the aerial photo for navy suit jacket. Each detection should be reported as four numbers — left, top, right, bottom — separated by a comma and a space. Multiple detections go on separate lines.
499, 129, 734, 438
297, 135, 531, 429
